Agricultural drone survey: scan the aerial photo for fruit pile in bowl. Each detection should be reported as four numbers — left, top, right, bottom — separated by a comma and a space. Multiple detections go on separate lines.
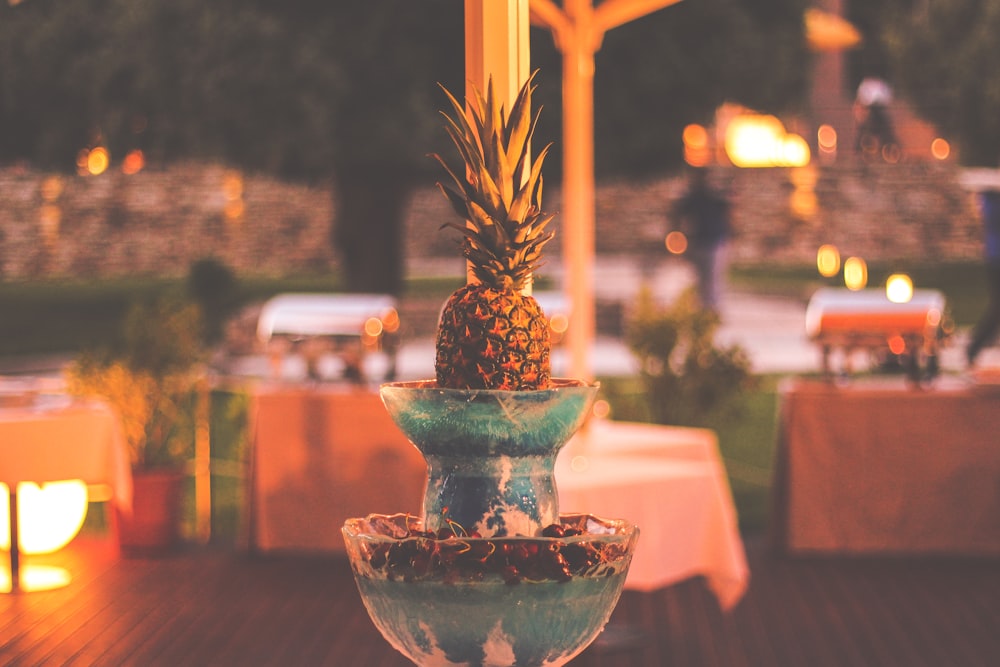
342, 513, 638, 666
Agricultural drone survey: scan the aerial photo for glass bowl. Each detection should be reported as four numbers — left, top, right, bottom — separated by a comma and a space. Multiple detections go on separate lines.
343, 512, 639, 667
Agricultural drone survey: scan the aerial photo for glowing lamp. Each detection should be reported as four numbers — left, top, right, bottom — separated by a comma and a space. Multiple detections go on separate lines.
843, 257, 868, 290
886, 274, 914, 304
1, 481, 89, 554
816, 245, 841, 277
725, 114, 810, 167
2, 481, 89, 592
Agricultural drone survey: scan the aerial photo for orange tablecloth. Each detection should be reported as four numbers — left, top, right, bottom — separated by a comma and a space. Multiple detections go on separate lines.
248, 384, 425, 553
558, 420, 749, 610
774, 379, 1000, 555
0, 396, 132, 510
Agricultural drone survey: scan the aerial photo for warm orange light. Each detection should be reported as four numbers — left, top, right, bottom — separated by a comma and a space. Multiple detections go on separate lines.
683, 123, 711, 166
781, 135, 811, 167
886, 273, 913, 303
224, 200, 245, 222
87, 147, 110, 176
683, 124, 707, 149
591, 399, 611, 419
931, 138, 950, 161
121, 149, 145, 175
887, 334, 906, 356
0, 481, 89, 554
76, 149, 90, 174
725, 114, 809, 167
817, 124, 837, 153
363, 317, 384, 338
41, 175, 63, 201
665, 230, 688, 254
790, 189, 817, 218
843, 256, 868, 290
223, 171, 244, 200
39, 204, 61, 246
381, 308, 400, 334
817, 244, 841, 277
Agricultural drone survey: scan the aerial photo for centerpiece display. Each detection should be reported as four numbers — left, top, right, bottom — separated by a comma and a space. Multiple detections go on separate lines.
342, 73, 638, 667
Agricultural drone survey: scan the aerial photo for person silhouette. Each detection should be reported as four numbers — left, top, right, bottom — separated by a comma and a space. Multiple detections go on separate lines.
967, 189, 1000, 367
670, 168, 732, 313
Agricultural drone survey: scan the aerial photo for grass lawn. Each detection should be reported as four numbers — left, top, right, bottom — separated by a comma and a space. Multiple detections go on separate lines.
597, 375, 782, 537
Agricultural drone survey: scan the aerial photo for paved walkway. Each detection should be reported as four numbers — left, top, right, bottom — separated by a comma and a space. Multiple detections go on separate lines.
3, 256, 989, 381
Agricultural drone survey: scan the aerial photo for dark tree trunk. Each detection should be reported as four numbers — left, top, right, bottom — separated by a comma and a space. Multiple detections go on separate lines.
332, 171, 410, 296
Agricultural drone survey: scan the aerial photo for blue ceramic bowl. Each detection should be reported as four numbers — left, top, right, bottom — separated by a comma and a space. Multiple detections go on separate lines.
343, 512, 638, 667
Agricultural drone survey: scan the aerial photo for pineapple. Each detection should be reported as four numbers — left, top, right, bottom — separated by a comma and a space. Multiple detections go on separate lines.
432, 72, 555, 391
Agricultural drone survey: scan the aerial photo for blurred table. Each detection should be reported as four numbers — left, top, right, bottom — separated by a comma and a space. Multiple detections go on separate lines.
0, 394, 133, 591
248, 384, 424, 553
256, 293, 399, 382
773, 379, 1000, 555
557, 420, 749, 610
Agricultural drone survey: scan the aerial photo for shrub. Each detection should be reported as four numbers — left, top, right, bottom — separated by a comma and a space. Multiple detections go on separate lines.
65, 296, 206, 468
626, 288, 753, 427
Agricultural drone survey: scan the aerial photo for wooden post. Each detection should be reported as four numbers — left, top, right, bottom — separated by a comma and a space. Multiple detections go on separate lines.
464, 0, 531, 111
530, 0, 685, 381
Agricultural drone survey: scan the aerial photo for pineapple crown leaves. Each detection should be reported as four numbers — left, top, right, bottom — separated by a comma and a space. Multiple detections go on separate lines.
430, 71, 555, 288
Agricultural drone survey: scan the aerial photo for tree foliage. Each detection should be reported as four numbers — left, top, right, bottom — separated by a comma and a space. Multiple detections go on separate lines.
0, 0, 809, 290
854, 0, 1000, 167
531, 0, 810, 179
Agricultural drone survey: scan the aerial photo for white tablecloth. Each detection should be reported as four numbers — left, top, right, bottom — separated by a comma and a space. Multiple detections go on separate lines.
557, 420, 749, 610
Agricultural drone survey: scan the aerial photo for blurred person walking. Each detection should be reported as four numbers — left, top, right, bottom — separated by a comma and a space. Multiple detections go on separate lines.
670, 168, 732, 313
967, 189, 1000, 367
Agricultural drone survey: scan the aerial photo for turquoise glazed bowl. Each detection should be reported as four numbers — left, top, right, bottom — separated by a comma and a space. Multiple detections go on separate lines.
343, 512, 638, 667
379, 380, 599, 538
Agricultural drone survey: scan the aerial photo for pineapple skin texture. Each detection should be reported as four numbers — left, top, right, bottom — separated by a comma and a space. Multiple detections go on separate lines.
435, 283, 551, 391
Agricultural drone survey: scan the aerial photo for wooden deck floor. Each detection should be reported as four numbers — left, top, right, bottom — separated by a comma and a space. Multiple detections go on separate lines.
2, 536, 998, 666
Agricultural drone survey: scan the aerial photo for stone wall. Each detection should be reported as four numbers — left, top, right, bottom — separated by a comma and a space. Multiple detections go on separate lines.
0, 160, 983, 282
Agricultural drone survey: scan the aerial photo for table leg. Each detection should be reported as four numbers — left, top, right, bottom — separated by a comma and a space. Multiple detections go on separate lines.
8, 487, 19, 592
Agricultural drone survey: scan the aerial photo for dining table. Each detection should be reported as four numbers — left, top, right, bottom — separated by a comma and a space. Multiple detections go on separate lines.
0, 389, 133, 591
773, 377, 1000, 555
247, 385, 749, 609
558, 419, 749, 611
247, 383, 426, 553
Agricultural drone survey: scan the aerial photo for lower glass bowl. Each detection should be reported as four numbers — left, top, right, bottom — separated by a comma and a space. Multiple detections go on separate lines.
342, 512, 639, 667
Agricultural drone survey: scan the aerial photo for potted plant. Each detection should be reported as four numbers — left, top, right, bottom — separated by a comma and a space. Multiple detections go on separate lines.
65, 295, 206, 554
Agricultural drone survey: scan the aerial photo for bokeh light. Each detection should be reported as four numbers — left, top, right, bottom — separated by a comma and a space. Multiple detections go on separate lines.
930, 138, 950, 161
683, 123, 710, 167
122, 149, 145, 175
86, 147, 110, 175
665, 230, 688, 254
816, 244, 841, 277
724, 114, 810, 168
886, 273, 913, 303
817, 124, 837, 155
843, 256, 868, 290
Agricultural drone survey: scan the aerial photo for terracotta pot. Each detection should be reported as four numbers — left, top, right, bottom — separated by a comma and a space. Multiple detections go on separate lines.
117, 467, 184, 555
